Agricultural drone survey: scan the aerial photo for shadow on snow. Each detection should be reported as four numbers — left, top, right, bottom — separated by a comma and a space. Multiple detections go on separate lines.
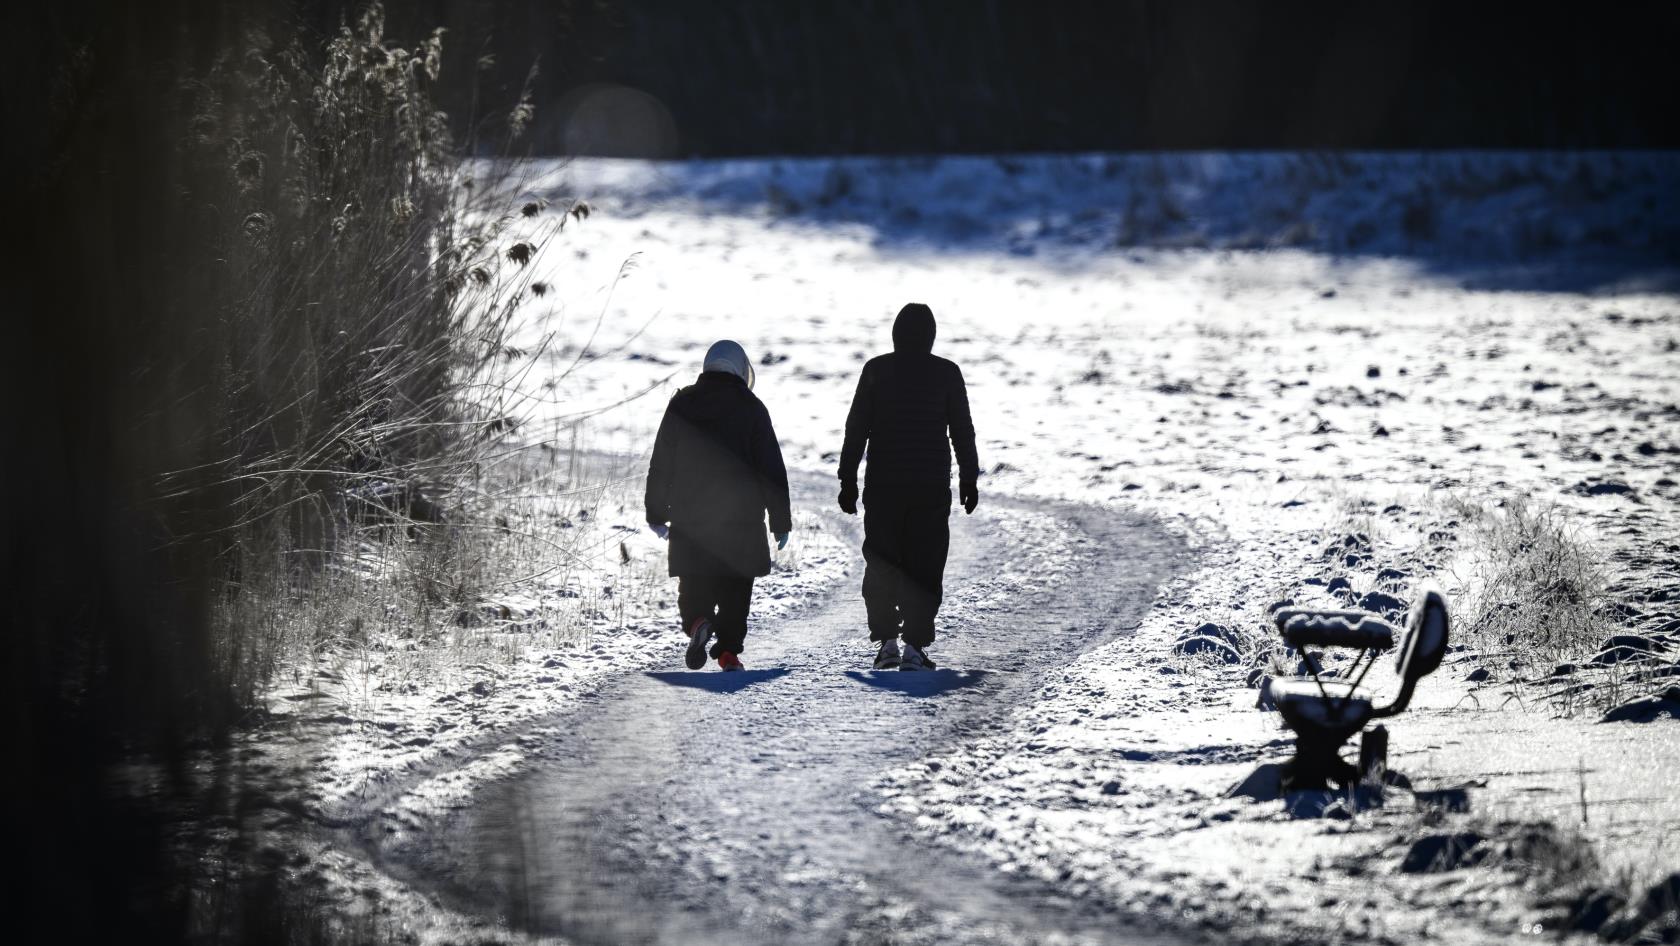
543, 152, 1680, 293
843, 668, 991, 698
644, 668, 791, 692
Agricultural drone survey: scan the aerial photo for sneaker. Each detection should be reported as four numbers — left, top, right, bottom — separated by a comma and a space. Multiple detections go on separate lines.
717, 651, 744, 672
685, 617, 712, 670
873, 639, 901, 669
900, 642, 936, 671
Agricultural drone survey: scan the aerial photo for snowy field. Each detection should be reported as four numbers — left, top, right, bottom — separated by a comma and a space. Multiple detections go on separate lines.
225, 152, 1679, 943
516, 152, 1679, 944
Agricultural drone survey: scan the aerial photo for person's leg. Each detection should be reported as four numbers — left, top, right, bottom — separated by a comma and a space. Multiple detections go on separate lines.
677, 575, 718, 632
710, 576, 754, 657
679, 575, 723, 669
861, 488, 908, 642
898, 487, 952, 650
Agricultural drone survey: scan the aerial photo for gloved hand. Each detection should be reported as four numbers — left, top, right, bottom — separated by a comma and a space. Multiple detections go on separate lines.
838, 482, 858, 516
649, 521, 670, 540
774, 531, 789, 550
960, 480, 978, 515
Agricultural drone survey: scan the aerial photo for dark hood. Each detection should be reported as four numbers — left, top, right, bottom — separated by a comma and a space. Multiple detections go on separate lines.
674, 371, 752, 423
891, 302, 936, 353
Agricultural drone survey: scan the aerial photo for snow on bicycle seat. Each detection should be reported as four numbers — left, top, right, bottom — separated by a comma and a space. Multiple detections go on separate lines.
1272, 609, 1396, 650
1267, 680, 1375, 731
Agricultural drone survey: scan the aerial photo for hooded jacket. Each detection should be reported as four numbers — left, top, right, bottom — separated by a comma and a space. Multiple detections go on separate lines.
838, 304, 979, 491
646, 371, 792, 577
702, 338, 755, 389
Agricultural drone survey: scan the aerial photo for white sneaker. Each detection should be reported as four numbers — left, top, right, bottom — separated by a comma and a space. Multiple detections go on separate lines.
900, 642, 936, 671
873, 639, 901, 669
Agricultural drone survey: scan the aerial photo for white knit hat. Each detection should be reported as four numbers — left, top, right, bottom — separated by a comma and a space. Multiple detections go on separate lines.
703, 339, 755, 389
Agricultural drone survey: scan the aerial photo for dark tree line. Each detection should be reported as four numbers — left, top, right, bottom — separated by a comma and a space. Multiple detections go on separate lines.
390, 0, 1680, 156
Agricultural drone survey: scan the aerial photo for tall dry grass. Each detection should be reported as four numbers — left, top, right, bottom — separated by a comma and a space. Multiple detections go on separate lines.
155, 6, 566, 705
1448, 496, 1612, 667
5, 3, 570, 939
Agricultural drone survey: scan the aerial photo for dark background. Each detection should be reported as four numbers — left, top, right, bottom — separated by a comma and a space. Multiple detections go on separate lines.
2, 2, 1675, 943
368, 0, 1680, 156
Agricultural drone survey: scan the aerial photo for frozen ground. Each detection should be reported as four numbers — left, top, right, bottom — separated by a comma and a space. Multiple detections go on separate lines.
185, 454, 851, 942
241, 452, 848, 827
212, 152, 1679, 943
357, 488, 1186, 946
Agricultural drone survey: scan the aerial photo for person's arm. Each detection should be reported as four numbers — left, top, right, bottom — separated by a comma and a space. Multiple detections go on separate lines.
948, 365, 980, 512
646, 401, 679, 529
837, 362, 874, 496
755, 404, 793, 537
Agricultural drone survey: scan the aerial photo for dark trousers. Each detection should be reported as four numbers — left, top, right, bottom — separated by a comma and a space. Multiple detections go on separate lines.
861, 485, 951, 649
678, 575, 754, 656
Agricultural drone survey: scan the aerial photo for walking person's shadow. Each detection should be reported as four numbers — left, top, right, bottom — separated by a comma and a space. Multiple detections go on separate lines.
645, 668, 791, 693
844, 669, 989, 698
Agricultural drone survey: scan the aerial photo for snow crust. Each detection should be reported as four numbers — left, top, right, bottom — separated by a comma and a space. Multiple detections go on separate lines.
232, 151, 1677, 943
251, 501, 845, 809
515, 151, 1678, 943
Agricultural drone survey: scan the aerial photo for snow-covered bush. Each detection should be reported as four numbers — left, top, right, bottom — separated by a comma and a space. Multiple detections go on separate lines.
1449, 496, 1612, 666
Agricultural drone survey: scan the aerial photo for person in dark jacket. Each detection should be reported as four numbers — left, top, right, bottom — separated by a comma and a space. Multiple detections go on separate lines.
837, 303, 980, 671
646, 340, 792, 672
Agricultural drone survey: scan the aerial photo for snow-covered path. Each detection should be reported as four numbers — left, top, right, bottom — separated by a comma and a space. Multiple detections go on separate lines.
356, 474, 1186, 945
263, 153, 1678, 944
